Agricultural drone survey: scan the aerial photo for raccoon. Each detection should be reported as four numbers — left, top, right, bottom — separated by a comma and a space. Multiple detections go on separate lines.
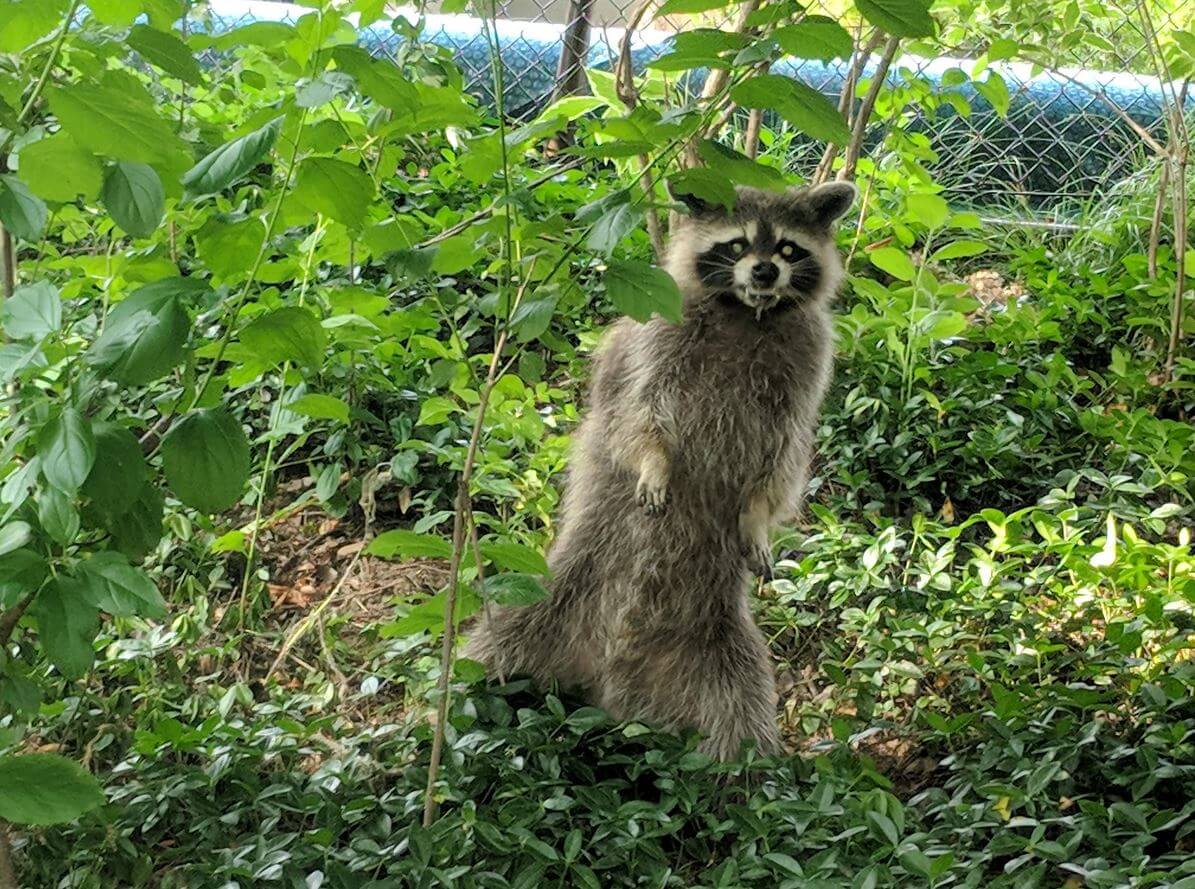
464, 182, 856, 759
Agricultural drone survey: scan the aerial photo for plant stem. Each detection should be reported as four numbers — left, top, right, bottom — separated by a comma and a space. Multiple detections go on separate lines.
0, 822, 16, 889
14, 0, 81, 129
1148, 158, 1171, 280
839, 36, 899, 182
1, 226, 14, 307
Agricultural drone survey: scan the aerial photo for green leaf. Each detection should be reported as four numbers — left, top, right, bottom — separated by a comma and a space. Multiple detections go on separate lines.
731, 75, 850, 144
195, 217, 264, 281
481, 542, 549, 575
975, 72, 1010, 116
930, 240, 988, 261
0, 754, 105, 825
292, 157, 374, 229
382, 585, 481, 638
656, 0, 735, 14
330, 45, 417, 111
87, 0, 143, 26
0, 548, 46, 610
0, 281, 61, 341
605, 259, 683, 323
696, 141, 787, 190
510, 293, 559, 342
0, 0, 69, 53
211, 21, 295, 50
74, 551, 166, 618
39, 409, 96, 494
583, 194, 642, 256
416, 396, 460, 427
856, 0, 935, 38
668, 168, 737, 211
47, 73, 188, 167
37, 487, 79, 545
182, 117, 282, 197
483, 573, 551, 606
429, 235, 479, 275
16, 133, 103, 202
366, 529, 453, 559
923, 310, 967, 339
0, 521, 32, 558
0, 175, 48, 241
126, 23, 203, 84
107, 483, 164, 561
160, 409, 250, 514
33, 578, 101, 678
88, 277, 203, 384
774, 17, 853, 61
82, 423, 148, 520
102, 162, 165, 238
869, 246, 916, 281
240, 306, 327, 369
286, 393, 351, 424
906, 193, 949, 228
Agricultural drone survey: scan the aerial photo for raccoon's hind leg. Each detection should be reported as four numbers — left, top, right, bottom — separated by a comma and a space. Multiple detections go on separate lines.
462, 596, 596, 695
597, 611, 781, 761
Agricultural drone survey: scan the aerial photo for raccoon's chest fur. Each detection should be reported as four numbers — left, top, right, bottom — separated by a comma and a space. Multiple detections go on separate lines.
658, 306, 830, 509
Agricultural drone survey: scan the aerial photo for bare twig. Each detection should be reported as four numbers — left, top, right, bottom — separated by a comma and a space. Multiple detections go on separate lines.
1167, 145, 1188, 381
814, 28, 883, 184
0, 822, 16, 889
0, 588, 37, 649
743, 108, 763, 159
839, 36, 899, 182
614, 0, 667, 262
422, 269, 534, 827
1148, 158, 1170, 279
1, 227, 13, 307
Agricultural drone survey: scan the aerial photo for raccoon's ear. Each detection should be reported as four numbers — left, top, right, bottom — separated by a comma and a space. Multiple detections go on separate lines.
667, 182, 714, 217
805, 181, 858, 227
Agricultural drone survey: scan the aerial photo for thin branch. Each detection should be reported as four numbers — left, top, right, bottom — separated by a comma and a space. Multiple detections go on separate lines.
1166, 142, 1188, 382
15, 0, 82, 128
1148, 158, 1170, 279
1, 227, 13, 307
814, 28, 883, 184
743, 108, 763, 160
1033, 64, 1166, 157
0, 588, 37, 649
839, 36, 899, 182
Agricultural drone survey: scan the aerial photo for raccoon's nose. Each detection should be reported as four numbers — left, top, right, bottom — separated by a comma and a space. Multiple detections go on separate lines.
751, 261, 779, 287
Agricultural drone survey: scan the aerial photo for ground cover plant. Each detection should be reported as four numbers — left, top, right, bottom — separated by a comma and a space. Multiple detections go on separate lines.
0, 0, 1192, 886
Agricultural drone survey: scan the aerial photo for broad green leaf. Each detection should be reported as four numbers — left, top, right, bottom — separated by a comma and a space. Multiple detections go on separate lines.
0, 0, 68, 52
0, 281, 60, 341
102, 162, 165, 238
906, 193, 949, 228
0, 521, 32, 558
975, 72, 1010, 116
16, 133, 103, 202
211, 21, 295, 50
416, 396, 460, 427
731, 75, 850, 144
182, 116, 282, 197
668, 168, 737, 211
126, 23, 203, 84
381, 585, 481, 638
697, 141, 787, 190
195, 217, 265, 280
240, 306, 327, 369
33, 578, 101, 678
47, 73, 188, 167
930, 240, 988, 261
39, 409, 96, 494
107, 483, 164, 560
87, 0, 143, 26
481, 542, 549, 575
580, 192, 642, 256
656, 0, 735, 14
0, 175, 48, 241
430, 235, 479, 275
510, 293, 558, 342
37, 487, 79, 545
869, 246, 917, 281
88, 277, 203, 384
774, 17, 853, 61
923, 310, 968, 339
292, 157, 374, 228
330, 45, 417, 110
366, 529, 453, 559
856, 0, 935, 38
296, 71, 355, 108
160, 410, 250, 514
286, 393, 350, 423
483, 573, 551, 606
0, 548, 46, 610
0, 754, 105, 825
530, 95, 607, 129
605, 259, 683, 323
74, 551, 166, 618
82, 423, 148, 520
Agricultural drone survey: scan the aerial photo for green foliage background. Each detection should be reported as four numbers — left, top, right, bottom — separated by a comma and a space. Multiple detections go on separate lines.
0, 0, 1192, 886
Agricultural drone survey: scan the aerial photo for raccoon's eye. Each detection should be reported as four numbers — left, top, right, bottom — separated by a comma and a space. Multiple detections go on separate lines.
778, 241, 799, 259
728, 239, 748, 256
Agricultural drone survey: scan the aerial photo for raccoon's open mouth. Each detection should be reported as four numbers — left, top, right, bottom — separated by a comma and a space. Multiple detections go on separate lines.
740, 288, 781, 314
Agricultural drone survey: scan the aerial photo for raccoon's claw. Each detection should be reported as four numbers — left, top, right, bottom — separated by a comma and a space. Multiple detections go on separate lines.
743, 543, 774, 580
636, 479, 669, 515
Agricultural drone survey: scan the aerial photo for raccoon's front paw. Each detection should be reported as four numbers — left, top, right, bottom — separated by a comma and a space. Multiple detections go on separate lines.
742, 541, 774, 581
636, 477, 669, 516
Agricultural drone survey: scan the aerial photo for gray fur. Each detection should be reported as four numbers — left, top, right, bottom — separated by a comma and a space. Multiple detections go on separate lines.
464, 182, 854, 759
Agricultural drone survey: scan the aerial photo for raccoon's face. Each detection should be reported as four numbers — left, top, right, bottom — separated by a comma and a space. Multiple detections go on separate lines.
665, 182, 857, 316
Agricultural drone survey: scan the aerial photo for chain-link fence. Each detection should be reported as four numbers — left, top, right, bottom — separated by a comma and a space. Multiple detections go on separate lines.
211, 0, 1193, 214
